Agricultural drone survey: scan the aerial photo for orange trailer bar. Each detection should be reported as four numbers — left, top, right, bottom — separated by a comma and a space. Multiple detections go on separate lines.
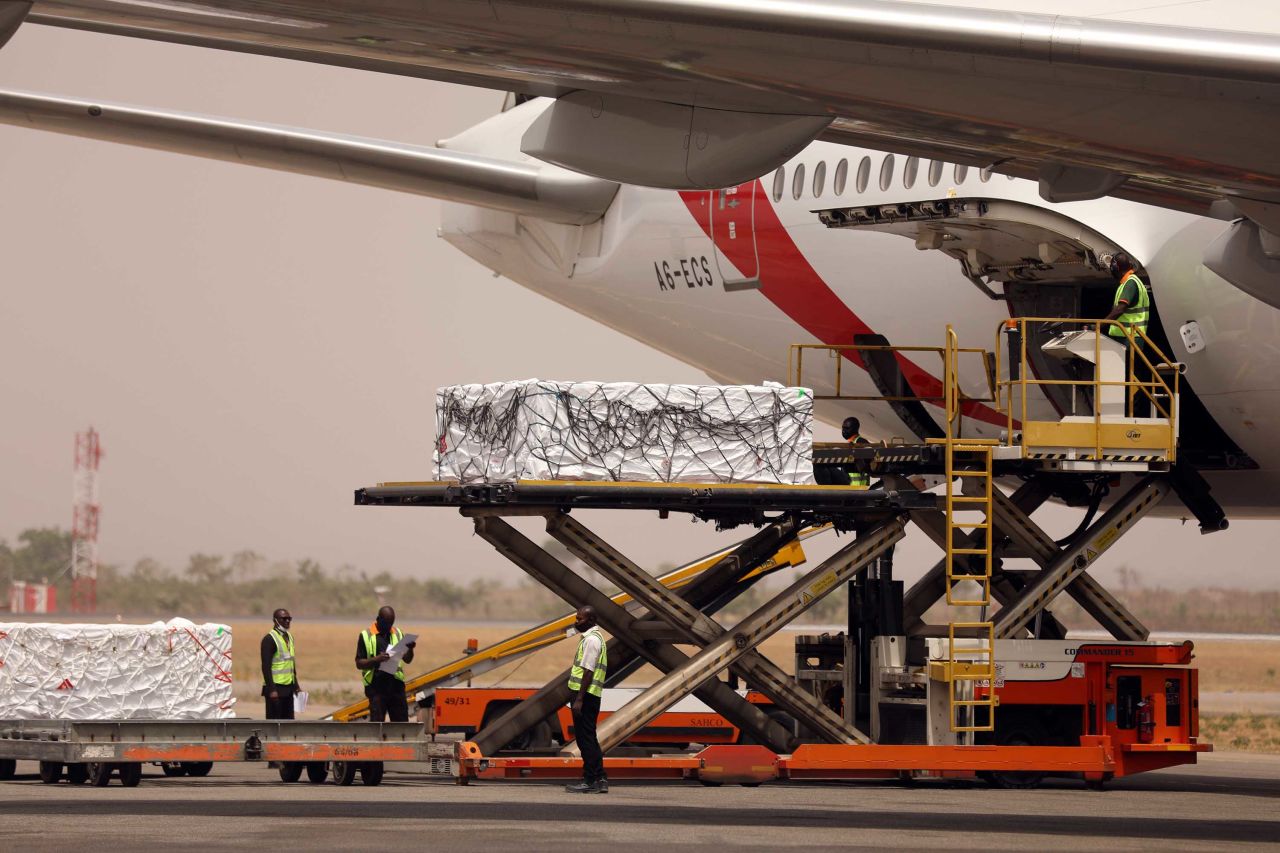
454, 737, 1209, 785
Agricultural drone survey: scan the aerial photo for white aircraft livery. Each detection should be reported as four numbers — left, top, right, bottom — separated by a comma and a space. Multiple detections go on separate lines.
1, 0, 1280, 516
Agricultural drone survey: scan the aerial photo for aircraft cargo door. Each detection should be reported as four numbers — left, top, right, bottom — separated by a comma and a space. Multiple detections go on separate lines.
709, 182, 762, 291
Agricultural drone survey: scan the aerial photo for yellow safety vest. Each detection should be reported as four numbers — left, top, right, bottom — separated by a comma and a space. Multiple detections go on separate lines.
360, 627, 405, 687
567, 627, 607, 698
264, 628, 296, 686
846, 436, 871, 489
1109, 272, 1150, 340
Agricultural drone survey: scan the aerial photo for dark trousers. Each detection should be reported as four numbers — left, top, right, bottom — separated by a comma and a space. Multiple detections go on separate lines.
368, 688, 410, 723
264, 691, 295, 720
572, 693, 604, 783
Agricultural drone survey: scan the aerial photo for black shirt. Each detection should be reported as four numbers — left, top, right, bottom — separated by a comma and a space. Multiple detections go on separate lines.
260, 631, 298, 698
355, 630, 410, 697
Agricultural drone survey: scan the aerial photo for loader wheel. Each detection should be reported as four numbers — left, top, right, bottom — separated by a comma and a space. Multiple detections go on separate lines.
65, 764, 89, 785
981, 722, 1047, 790
182, 762, 213, 777
118, 763, 142, 787
278, 762, 304, 783
88, 762, 113, 787
305, 762, 328, 784
330, 761, 358, 786
38, 761, 62, 784
0, 759, 16, 780
360, 762, 385, 786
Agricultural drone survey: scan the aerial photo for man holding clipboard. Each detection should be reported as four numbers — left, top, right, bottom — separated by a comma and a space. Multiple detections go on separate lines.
355, 606, 417, 722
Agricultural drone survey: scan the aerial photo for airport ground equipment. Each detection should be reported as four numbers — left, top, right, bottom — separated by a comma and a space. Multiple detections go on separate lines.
0, 720, 442, 787
352, 319, 1218, 787
327, 527, 820, 723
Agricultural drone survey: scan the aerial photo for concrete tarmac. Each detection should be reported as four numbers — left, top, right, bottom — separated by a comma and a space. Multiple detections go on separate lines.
1, 752, 1278, 851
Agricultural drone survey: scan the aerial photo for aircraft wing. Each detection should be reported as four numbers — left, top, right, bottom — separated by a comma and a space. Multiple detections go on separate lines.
12, 0, 1280, 221
0, 89, 618, 224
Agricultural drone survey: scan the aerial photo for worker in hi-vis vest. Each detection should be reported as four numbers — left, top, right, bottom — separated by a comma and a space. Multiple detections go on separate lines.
1102, 251, 1152, 415
1103, 251, 1150, 346
261, 608, 300, 719
355, 605, 416, 722
565, 605, 608, 794
842, 416, 872, 489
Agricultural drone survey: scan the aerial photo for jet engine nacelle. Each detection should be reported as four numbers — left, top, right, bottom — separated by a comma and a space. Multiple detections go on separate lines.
521, 91, 830, 190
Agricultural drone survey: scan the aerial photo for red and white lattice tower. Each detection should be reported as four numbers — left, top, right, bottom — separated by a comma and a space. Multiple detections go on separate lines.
71, 428, 102, 614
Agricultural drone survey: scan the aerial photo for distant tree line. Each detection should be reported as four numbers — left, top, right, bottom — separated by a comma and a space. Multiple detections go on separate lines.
2, 527, 1278, 632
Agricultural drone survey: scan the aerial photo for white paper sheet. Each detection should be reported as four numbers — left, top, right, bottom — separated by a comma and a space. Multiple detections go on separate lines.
378, 633, 418, 674
293, 690, 309, 714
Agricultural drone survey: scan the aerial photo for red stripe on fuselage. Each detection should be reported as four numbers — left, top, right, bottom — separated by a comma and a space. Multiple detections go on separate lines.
680, 182, 1007, 428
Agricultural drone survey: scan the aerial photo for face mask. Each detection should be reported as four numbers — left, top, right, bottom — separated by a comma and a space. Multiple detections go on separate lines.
376, 616, 391, 632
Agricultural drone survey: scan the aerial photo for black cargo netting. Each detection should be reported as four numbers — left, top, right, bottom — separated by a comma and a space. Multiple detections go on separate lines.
435, 381, 814, 484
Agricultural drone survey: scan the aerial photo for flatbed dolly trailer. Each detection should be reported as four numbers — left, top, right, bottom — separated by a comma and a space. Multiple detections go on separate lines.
0, 720, 445, 787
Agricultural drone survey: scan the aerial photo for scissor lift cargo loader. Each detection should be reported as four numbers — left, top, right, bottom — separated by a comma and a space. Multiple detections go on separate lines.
352, 320, 1217, 788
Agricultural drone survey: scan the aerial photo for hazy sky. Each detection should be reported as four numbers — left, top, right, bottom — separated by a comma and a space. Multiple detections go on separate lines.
1, 18, 1276, 598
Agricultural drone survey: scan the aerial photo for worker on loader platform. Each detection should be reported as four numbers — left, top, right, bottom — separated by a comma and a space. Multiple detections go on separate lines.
1102, 251, 1150, 346
565, 605, 608, 794
1102, 251, 1152, 416
355, 606, 416, 722
261, 608, 300, 719
842, 416, 871, 488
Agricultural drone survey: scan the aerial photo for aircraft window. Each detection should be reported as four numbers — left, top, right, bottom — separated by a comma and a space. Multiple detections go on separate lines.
879, 154, 895, 192
792, 163, 806, 200
980, 165, 994, 183
813, 160, 827, 197
903, 156, 919, 190
954, 164, 969, 184
834, 158, 849, 196
856, 156, 871, 193
772, 167, 786, 202
928, 160, 944, 187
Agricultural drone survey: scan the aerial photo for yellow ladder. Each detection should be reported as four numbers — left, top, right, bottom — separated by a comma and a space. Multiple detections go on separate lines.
942, 325, 998, 733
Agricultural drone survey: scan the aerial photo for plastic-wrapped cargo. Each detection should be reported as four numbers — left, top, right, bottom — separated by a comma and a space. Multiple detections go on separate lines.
435, 380, 815, 484
0, 618, 234, 719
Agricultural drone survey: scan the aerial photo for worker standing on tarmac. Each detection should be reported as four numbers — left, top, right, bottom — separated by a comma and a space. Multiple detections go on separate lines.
842, 416, 872, 489
355, 606, 416, 722
565, 605, 608, 794
261, 609, 300, 719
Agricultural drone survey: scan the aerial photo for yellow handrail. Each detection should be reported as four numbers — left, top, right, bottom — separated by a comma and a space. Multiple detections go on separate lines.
994, 318, 1180, 461
788, 342, 996, 405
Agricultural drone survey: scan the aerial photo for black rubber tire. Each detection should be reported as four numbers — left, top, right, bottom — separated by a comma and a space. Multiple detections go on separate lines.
38, 761, 62, 784
1086, 772, 1114, 791
88, 762, 113, 787
161, 763, 186, 777
982, 722, 1048, 790
360, 762, 385, 786
118, 763, 142, 788
305, 762, 328, 784
331, 761, 357, 786
278, 762, 304, 783
65, 764, 89, 785
182, 762, 213, 777
0, 759, 16, 780
698, 780, 723, 787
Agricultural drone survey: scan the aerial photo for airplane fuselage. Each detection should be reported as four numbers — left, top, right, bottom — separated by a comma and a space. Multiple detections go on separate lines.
440, 101, 1280, 516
